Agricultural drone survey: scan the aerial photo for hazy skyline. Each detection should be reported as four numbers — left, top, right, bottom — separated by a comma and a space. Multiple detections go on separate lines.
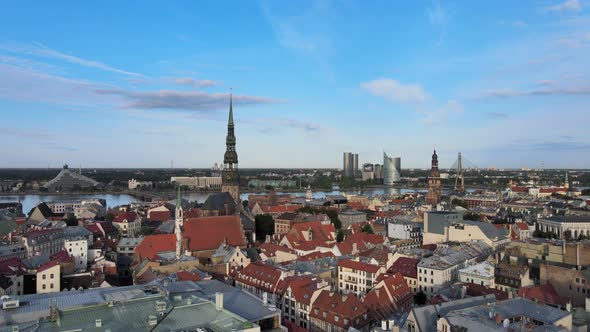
1, 0, 589, 169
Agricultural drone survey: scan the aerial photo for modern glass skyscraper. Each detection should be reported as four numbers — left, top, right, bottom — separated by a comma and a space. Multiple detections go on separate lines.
383, 152, 401, 185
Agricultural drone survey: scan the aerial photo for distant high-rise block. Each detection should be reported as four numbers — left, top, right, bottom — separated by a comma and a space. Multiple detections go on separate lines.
383, 153, 401, 185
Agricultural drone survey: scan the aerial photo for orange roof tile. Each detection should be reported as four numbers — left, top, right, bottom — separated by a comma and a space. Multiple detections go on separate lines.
184, 215, 246, 252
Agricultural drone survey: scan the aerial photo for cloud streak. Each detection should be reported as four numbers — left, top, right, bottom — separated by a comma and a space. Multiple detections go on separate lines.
544, 0, 582, 13
95, 89, 279, 111
0, 42, 142, 76
478, 86, 590, 99
173, 77, 222, 88
361, 79, 428, 103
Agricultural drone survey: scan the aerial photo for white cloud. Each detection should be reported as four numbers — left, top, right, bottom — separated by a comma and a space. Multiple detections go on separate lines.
361, 78, 428, 103
544, 0, 582, 12
427, 0, 450, 46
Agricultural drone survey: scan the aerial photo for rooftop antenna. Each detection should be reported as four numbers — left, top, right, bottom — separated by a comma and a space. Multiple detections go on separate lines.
79, 163, 82, 175
171, 160, 174, 169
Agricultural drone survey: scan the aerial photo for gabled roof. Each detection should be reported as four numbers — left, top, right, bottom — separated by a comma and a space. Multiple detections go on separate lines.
37, 259, 60, 273
310, 290, 370, 329
233, 262, 284, 293
364, 272, 413, 320
184, 215, 246, 252
113, 211, 139, 223
518, 283, 569, 307
259, 243, 297, 257
389, 257, 419, 279
134, 234, 176, 261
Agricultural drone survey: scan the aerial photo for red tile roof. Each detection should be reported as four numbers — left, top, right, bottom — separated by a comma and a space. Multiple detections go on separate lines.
337, 259, 381, 273
388, 257, 419, 279
113, 211, 139, 223
262, 205, 299, 214
259, 243, 297, 257
310, 291, 370, 330
515, 222, 529, 230
540, 187, 567, 193
511, 186, 529, 193
184, 215, 246, 252
364, 272, 413, 319
0, 257, 27, 276
358, 246, 390, 266
184, 208, 201, 219
464, 283, 509, 301
233, 262, 284, 293
37, 259, 60, 273
135, 234, 176, 261
287, 277, 324, 305
176, 271, 203, 282
517, 284, 569, 307
298, 251, 334, 261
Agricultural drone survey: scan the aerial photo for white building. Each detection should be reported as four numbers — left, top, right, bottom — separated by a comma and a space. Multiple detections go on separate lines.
423, 211, 511, 250
36, 261, 60, 294
417, 242, 492, 299
128, 179, 153, 190
458, 261, 495, 287
337, 258, 385, 297
537, 215, 590, 239
117, 237, 145, 257
170, 176, 222, 189
64, 237, 88, 272
387, 220, 422, 244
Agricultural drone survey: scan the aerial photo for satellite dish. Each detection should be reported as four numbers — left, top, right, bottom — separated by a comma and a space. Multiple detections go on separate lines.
503, 318, 510, 328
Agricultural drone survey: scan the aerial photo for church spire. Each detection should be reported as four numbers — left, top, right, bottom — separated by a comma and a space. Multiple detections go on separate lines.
228, 93, 234, 127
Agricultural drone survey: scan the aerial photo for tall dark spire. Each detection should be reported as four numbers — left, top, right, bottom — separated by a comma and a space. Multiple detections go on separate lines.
228, 93, 234, 127
222, 93, 240, 201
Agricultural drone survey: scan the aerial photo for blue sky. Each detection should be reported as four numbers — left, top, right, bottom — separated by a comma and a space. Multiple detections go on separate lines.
1, 0, 589, 169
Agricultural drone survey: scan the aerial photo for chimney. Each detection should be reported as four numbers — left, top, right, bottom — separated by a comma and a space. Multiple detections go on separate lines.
215, 292, 223, 311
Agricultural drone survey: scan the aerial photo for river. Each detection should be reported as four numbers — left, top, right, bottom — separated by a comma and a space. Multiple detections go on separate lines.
0, 187, 451, 214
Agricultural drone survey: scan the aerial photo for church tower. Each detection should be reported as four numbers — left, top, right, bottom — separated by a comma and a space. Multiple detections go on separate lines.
425, 149, 442, 207
222, 94, 240, 201
175, 187, 183, 259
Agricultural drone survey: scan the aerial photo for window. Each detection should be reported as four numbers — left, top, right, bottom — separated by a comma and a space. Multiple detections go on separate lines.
42, 284, 46, 290
50, 283, 54, 289
42, 275, 46, 280
431, 271, 433, 276
50, 274, 54, 279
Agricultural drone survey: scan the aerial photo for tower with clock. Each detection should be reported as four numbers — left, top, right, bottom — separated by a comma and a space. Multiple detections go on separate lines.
222, 94, 240, 201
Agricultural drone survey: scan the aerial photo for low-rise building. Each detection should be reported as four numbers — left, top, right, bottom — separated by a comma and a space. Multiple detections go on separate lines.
338, 209, 367, 227
117, 237, 145, 257
458, 261, 495, 287
417, 242, 492, 298
423, 211, 510, 249
538, 215, 590, 239
21, 228, 65, 257
280, 276, 330, 330
387, 220, 422, 246
495, 262, 533, 295
233, 262, 291, 306
36, 260, 60, 294
388, 256, 419, 293
337, 259, 385, 297
64, 236, 88, 272
309, 290, 371, 332
112, 211, 142, 237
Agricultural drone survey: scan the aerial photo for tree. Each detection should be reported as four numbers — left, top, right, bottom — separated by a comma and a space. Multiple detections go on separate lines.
255, 214, 275, 241
336, 230, 345, 243
64, 215, 78, 227
463, 212, 481, 221
451, 198, 468, 209
360, 224, 374, 234
564, 230, 572, 240
414, 291, 427, 305
242, 200, 249, 209
332, 218, 342, 230
106, 211, 116, 222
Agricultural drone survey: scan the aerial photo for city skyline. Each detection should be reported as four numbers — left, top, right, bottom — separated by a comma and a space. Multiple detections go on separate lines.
1, 1, 590, 168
